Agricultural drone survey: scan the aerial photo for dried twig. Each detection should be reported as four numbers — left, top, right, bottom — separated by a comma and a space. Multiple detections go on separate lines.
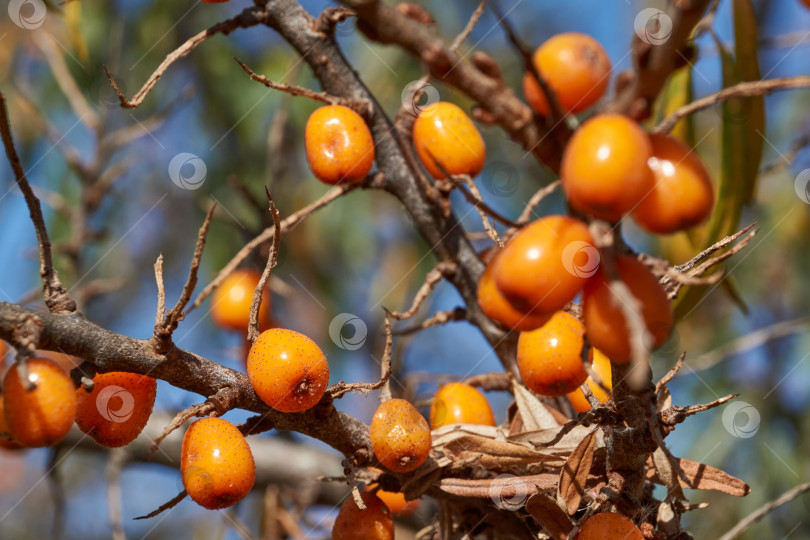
327, 311, 393, 400
106, 448, 128, 540
718, 482, 810, 540
391, 307, 467, 336
153, 255, 166, 328
134, 490, 188, 520
389, 262, 457, 320
248, 190, 281, 343
659, 393, 738, 428
150, 402, 215, 458
515, 180, 561, 226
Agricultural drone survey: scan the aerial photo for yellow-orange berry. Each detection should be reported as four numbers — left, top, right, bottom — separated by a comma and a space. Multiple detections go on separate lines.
3, 358, 77, 447
370, 398, 431, 473
575, 512, 643, 540
211, 269, 271, 333
75, 371, 157, 447
332, 490, 394, 540
567, 348, 612, 413
0, 399, 24, 450
412, 101, 486, 179
429, 382, 496, 429
305, 105, 375, 185
523, 33, 611, 116
246, 328, 329, 413
492, 215, 596, 314
632, 133, 715, 234
376, 488, 421, 516
181, 417, 255, 510
0, 340, 10, 366
583, 256, 673, 364
477, 254, 552, 331
517, 311, 590, 396
561, 114, 654, 222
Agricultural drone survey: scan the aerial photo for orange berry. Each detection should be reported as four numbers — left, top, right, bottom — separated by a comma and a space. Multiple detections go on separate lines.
370, 398, 431, 473
376, 488, 420, 516
517, 311, 590, 396
567, 348, 612, 413
181, 417, 255, 510
561, 114, 654, 222
332, 490, 394, 540
632, 133, 715, 234
305, 105, 375, 185
0, 340, 10, 366
3, 358, 77, 447
0, 399, 24, 450
211, 269, 271, 333
246, 328, 329, 413
523, 33, 611, 116
492, 215, 596, 314
412, 101, 486, 179
429, 382, 496, 429
583, 256, 673, 364
75, 372, 157, 447
477, 254, 552, 331
575, 512, 643, 540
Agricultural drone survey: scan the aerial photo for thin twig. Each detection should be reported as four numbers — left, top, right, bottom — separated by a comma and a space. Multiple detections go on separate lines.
150, 402, 215, 458
389, 262, 456, 320
327, 311, 393, 400
134, 490, 188, 520
248, 189, 282, 343
391, 307, 467, 336
515, 180, 560, 226
659, 393, 738, 428
153, 255, 166, 328
106, 448, 128, 540
718, 482, 810, 540
449, 0, 486, 53
674, 223, 757, 270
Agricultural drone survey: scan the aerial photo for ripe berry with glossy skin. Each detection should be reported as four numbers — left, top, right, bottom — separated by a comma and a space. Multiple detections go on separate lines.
429, 382, 496, 429
305, 105, 375, 185
376, 488, 420, 516
492, 215, 595, 314
523, 33, 611, 116
517, 311, 590, 396
567, 348, 612, 413
247, 328, 329, 413
561, 114, 654, 222
332, 490, 394, 540
211, 269, 270, 333
3, 358, 77, 447
370, 398, 431, 473
75, 372, 157, 447
0, 399, 24, 450
632, 133, 715, 234
575, 512, 643, 540
583, 256, 673, 364
412, 101, 486, 179
181, 417, 255, 510
477, 255, 552, 331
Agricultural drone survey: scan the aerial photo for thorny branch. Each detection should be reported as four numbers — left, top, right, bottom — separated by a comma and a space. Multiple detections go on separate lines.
248, 190, 281, 343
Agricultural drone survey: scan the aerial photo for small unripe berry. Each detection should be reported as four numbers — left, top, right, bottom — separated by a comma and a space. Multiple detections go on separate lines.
370, 398, 431, 473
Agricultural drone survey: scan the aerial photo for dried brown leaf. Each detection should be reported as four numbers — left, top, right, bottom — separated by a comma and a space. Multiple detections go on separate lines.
526, 493, 574, 539
508, 425, 598, 453
513, 381, 561, 431
646, 457, 751, 496
651, 447, 687, 501
557, 428, 598, 514
657, 384, 673, 413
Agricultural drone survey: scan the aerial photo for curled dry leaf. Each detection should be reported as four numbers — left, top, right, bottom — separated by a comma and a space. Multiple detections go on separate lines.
525, 493, 574, 540
438, 473, 558, 498
512, 381, 563, 431
646, 456, 751, 497
557, 428, 598, 515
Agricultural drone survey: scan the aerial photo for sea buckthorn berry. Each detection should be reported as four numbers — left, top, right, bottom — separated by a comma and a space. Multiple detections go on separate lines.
477, 255, 552, 331
522, 33, 611, 116
370, 398, 431, 473
246, 328, 329, 413
561, 114, 654, 222
181, 417, 255, 510
3, 358, 77, 447
305, 104, 375, 185
75, 372, 157, 448
492, 215, 596, 314
632, 133, 715, 234
412, 101, 486, 179
376, 488, 421, 516
0, 399, 24, 450
583, 256, 673, 364
567, 348, 612, 413
429, 382, 496, 429
211, 269, 270, 333
0, 340, 10, 365
517, 311, 590, 396
332, 490, 394, 540
575, 512, 643, 540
